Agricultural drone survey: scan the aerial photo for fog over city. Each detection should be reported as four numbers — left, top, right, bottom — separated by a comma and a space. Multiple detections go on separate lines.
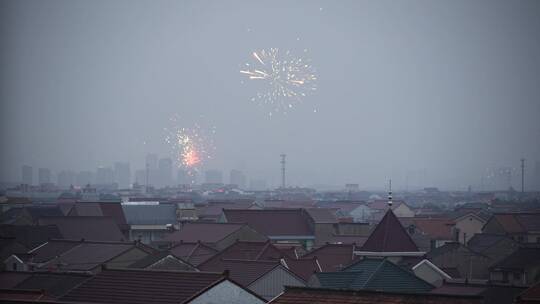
1, 0, 539, 190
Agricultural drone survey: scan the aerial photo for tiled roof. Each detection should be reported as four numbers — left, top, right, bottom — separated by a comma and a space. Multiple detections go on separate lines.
328, 234, 368, 246
61, 268, 226, 304
169, 242, 218, 266
0, 289, 53, 302
13, 272, 92, 298
490, 247, 540, 271
128, 251, 196, 271
518, 282, 540, 302
303, 243, 356, 272
122, 204, 177, 225
319, 258, 434, 293
222, 209, 313, 236
432, 282, 526, 304
196, 201, 253, 219
99, 202, 129, 230
305, 208, 338, 223
67, 203, 103, 216
467, 233, 515, 253
202, 258, 280, 286
409, 218, 455, 240
361, 210, 419, 252
163, 222, 247, 243
38, 216, 125, 241
0, 224, 62, 249
0, 272, 33, 289
283, 256, 321, 281
270, 286, 482, 304
199, 240, 286, 270
28, 239, 81, 263
40, 241, 139, 271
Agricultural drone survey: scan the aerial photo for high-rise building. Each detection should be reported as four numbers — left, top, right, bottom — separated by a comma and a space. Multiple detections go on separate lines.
158, 158, 173, 187
114, 162, 131, 189
38, 168, 51, 184
205, 170, 223, 184
230, 169, 246, 189
96, 167, 114, 185
134, 169, 147, 185
57, 170, 75, 188
146, 154, 158, 170
22, 165, 33, 185
178, 169, 197, 185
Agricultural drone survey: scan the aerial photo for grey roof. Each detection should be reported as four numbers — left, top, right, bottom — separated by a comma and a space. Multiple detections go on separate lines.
122, 204, 177, 225
467, 233, 515, 253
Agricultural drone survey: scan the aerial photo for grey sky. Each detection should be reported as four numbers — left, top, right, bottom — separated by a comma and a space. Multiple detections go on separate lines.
1, 0, 539, 190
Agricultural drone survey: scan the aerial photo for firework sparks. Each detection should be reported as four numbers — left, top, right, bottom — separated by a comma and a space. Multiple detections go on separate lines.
240, 48, 317, 114
164, 116, 216, 174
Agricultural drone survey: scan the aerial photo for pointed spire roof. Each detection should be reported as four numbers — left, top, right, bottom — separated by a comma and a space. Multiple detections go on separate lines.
361, 209, 419, 252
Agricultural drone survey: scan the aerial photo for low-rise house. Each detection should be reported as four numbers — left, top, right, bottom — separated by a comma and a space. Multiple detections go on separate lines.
201, 259, 306, 300
37, 240, 152, 273
198, 240, 287, 270
302, 243, 356, 272
168, 241, 219, 266
412, 259, 452, 287
432, 281, 527, 304
60, 268, 266, 304
482, 213, 540, 243
356, 209, 424, 263
305, 208, 339, 246
162, 222, 266, 250
308, 258, 434, 293
0, 271, 92, 299
0, 224, 61, 253
401, 217, 455, 249
453, 212, 487, 244
38, 216, 125, 241
127, 251, 197, 271
221, 209, 316, 249
467, 233, 519, 265
1, 205, 63, 225
426, 242, 491, 280
269, 286, 483, 304
489, 247, 540, 286
515, 282, 540, 304
122, 203, 178, 243
369, 200, 415, 219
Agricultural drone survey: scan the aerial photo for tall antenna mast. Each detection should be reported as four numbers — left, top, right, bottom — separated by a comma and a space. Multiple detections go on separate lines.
145, 161, 149, 194
521, 158, 525, 194
387, 179, 393, 207
280, 154, 286, 189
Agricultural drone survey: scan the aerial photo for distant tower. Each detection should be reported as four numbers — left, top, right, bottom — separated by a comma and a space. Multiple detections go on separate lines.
280, 154, 286, 189
387, 179, 393, 207
521, 158, 525, 193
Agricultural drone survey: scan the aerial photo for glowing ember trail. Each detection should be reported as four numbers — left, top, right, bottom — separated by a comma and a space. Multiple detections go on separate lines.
240, 48, 317, 115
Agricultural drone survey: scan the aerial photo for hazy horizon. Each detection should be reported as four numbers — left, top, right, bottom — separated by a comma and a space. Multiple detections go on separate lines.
1, 0, 540, 191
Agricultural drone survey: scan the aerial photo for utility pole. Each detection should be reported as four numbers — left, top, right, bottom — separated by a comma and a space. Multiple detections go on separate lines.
521, 158, 525, 194
280, 154, 286, 189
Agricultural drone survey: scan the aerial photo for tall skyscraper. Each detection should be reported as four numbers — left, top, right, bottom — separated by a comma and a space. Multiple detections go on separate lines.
205, 170, 223, 184
134, 169, 146, 185
22, 165, 33, 185
114, 162, 131, 189
38, 168, 51, 184
96, 167, 114, 185
178, 169, 197, 185
230, 169, 246, 189
158, 158, 173, 187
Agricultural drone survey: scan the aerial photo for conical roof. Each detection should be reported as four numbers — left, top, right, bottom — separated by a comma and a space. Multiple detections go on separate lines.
361, 209, 419, 252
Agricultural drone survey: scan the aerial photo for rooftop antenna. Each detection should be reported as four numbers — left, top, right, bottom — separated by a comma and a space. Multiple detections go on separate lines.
388, 179, 393, 207
521, 158, 525, 194
280, 154, 286, 189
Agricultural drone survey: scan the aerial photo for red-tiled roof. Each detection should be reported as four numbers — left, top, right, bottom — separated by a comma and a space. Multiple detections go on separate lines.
223, 209, 313, 236
198, 240, 286, 270
163, 222, 248, 243
302, 243, 356, 272
38, 216, 125, 241
169, 242, 219, 266
99, 202, 128, 229
493, 214, 525, 233
269, 286, 483, 304
61, 268, 225, 304
67, 203, 103, 216
411, 218, 455, 240
361, 210, 419, 252
0, 289, 53, 301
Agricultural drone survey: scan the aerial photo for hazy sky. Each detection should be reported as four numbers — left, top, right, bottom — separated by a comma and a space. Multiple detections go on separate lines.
1, 0, 539, 190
